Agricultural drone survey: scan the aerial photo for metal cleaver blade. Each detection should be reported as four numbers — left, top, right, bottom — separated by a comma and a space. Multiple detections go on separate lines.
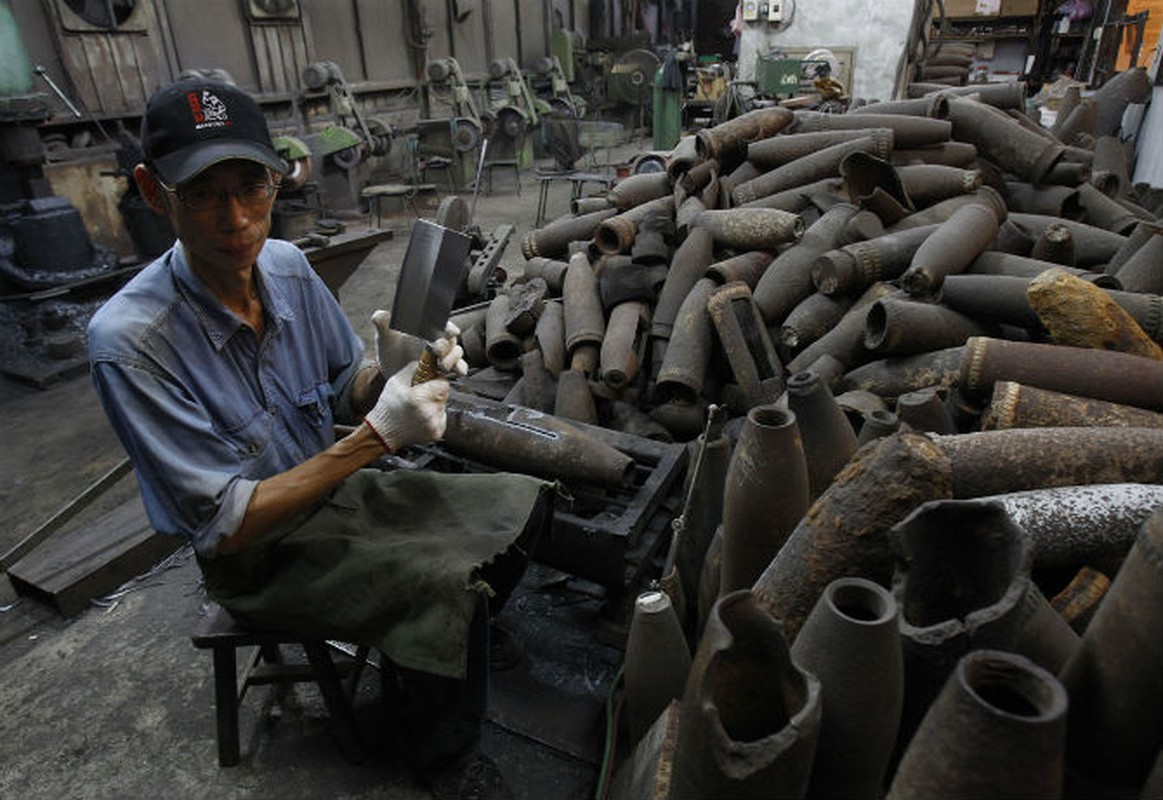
389, 218, 473, 342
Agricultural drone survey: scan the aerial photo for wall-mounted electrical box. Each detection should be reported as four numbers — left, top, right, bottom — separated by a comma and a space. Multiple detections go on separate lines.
742, 0, 759, 21
768, 2, 783, 23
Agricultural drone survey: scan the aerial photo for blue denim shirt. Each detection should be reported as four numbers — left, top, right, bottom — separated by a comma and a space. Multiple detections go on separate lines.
88, 238, 365, 558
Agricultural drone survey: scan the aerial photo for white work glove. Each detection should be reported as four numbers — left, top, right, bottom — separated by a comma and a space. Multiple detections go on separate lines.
363, 361, 450, 453
371, 309, 469, 379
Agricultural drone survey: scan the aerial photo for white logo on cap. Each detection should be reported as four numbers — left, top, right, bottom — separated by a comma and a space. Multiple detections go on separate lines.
187, 89, 232, 130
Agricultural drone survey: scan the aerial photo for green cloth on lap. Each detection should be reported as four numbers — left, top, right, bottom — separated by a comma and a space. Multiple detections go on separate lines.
199, 468, 550, 679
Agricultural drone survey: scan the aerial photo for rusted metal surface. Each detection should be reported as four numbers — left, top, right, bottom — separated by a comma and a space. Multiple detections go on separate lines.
1027, 268, 1163, 359
982, 381, 1163, 431
751, 432, 953, 643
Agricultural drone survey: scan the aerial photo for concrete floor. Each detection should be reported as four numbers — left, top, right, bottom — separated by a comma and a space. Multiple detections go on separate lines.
0, 138, 649, 799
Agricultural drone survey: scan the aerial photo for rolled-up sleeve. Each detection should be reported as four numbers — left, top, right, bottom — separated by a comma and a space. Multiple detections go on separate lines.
91, 356, 258, 557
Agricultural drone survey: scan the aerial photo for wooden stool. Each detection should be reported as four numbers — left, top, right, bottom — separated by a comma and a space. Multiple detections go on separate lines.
191, 604, 370, 767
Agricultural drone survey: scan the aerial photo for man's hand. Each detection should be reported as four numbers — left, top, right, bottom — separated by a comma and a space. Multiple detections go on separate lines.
372, 309, 469, 380
372, 309, 424, 377
363, 361, 451, 452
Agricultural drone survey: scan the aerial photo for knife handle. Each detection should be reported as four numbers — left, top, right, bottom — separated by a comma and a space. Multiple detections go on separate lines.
411, 345, 440, 385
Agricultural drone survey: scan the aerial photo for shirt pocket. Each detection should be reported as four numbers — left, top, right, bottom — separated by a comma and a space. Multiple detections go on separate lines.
219, 406, 272, 463
296, 380, 335, 431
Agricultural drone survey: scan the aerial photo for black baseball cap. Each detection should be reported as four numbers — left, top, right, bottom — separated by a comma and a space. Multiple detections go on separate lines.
141, 78, 286, 185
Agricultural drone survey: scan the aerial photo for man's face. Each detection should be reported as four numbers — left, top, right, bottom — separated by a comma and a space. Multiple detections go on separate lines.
145, 159, 277, 278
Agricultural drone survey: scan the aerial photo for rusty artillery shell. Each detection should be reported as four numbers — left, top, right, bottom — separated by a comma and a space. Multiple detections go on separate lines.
1053, 98, 1098, 147
1113, 224, 1163, 295
652, 226, 713, 343
706, 250, 775, 289
571, 196, 614, 215
946, 95, 1065, 184
692, 207, 804, 251
836, 345, 965, 398
1029, 221, 1076, 266
841, 209, 885, 243
732, 133, 893, 206
655, 277, 717, 406
746, 128, 893, 169
1051, 84, 1082, 139
600, 301, 650, 391
694, 105, 795, 168
1003, 181, 1083, 219
562, 250, 606, 357
754, 202, 864, 323
839, 151, 914, 225
986, 482, 1163, 578
1057, 501, 1163, 786
850, 94, 950, 117
1092, 64, 1153, 136
939, 274, 1045, 332
520, 206, 618, 259
1104, 288, 1163, 344
794, 109, 952, 148
890, 141, 979, 167
665, 135, 699, 183
812, 224, 939, 297
1050, 566, 1110, 634
523, 256, 570, 293
554, 367, 599, 425
865, 295, 996, 356
780, 291, 855, 358
533, 299, 565, 377
517, 349, 557, 413
1060, 506, 1163, 792
594, 195, 675, 255
606, 170, 673, 210
896, 164, 981, 208
888, 649, 1069, 800
982, 380, 1163, 431
960, 335, 1163, 410
1090, 135, 1130, 198
1027, 267, 1163, 358
670, 590, 821, 800
737, 176, 847, 212
1041, 159, 1092, 186
888, 185, 1006, 232
902, 200, 1001, 297
674, 194, 706, 239
786, 282, 896, 374
751, 432, 954, 643
484, 293, 522, 371
932, 426, 1163, 498
444, 393, 635, 488
1075, 182, 1146, 236
719, 158, 761, 200
1104, 218, 1161, 275
967, 251, 1118, 287
856, 408, 902, 445
787, 369, 860, 502
910, 81, 1028, 109
895, 386, 957, 434
708, 282, 784, 410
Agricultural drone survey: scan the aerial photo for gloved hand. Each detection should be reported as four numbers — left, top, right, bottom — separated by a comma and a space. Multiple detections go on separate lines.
371, 309, 469, 379
363, 361, 450, 452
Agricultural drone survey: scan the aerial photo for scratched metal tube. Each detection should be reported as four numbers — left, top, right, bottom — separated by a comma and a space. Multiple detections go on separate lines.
737, 177, 847, 212
694, 105, 795, 168
793, 110, 951, 148
888, 185, 1006, 233
520, 206, 618, 259
605, 171, 673, 210
443, 394, 636, 488
811, 224, 939, 297
732, 133, 893, 206
864, 295, 996, 356
946, 95, 1065, 184
593, 195, 675, 255
981, 381, 1163, 431
655, 277, 717, 405
785, 282, 896, 374
746, 128, 893, 169
706, 250, 775, 289
891, 141, 978, 168
902, 202, 1001, 297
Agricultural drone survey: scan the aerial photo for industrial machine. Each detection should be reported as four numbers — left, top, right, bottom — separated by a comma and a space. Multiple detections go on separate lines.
414, 57, 486, 190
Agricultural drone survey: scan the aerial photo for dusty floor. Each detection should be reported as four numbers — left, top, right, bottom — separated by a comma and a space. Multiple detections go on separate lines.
0, 138, 651, 799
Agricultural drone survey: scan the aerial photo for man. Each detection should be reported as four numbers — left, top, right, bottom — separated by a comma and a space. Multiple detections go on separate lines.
87, 77, 549, 800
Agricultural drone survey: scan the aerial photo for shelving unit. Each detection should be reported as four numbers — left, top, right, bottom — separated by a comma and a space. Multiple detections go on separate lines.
928, 13, 1039, 82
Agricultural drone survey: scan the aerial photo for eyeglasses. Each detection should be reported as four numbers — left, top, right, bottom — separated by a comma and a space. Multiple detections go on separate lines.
156, 171, 279, 212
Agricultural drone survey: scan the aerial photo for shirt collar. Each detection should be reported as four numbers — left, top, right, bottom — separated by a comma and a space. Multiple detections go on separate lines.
170, 241, 296, 351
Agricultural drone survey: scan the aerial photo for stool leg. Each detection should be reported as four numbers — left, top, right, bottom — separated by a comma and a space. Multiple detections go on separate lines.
303, 642, 367, 764
211, 645, 241, 767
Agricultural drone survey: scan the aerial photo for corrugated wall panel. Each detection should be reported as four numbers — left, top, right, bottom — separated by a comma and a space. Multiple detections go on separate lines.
301, 0, 364, 81
518, 0, 548, 66
488, 0, 520, 65
162, 0, 256, 90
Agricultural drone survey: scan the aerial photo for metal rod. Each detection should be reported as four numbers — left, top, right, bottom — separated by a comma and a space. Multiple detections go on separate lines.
33, 65, 82, 118
470, 136, 489, 223
0, 457, 133, 572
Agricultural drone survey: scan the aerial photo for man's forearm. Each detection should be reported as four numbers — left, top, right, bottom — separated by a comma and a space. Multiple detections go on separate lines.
218, 423, 386, 555
349, 362, 385, 419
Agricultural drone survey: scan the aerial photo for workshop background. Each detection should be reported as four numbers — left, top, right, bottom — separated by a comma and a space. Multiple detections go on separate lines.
2, 0, 1163, 799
